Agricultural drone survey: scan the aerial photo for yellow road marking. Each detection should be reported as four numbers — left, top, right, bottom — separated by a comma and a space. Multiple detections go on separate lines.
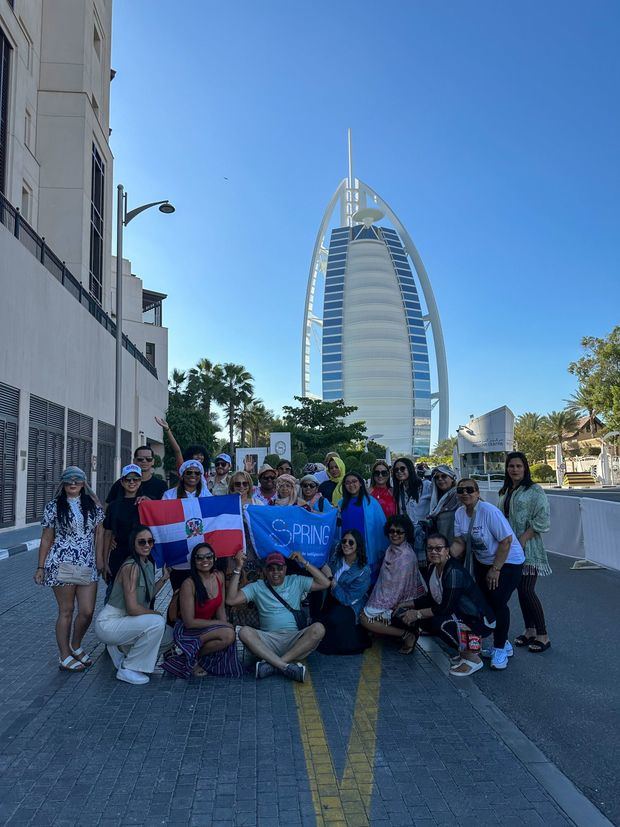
293, 646, 382, 826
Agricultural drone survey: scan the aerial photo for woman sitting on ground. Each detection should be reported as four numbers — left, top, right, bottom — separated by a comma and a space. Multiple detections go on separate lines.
370, 460, 397, 518
95, 526, 171, 685
360, 515, 427, 654
299, 474, 334, 512
339, 472, 387, 583
162, 543, 242, 679
317, 529, 371, 655
399, 533, 496, 677
425, 465, 459, 545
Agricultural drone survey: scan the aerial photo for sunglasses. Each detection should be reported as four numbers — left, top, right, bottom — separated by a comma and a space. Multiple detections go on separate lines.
427, 545, 447, 552
389, 528, 405, 535
341, 538, 356, 547
301, 482, 317, 487
64, 479, 83, 486
136, 538, 154, 547
215, 461, 228, 468
393, 466, 407, 474
456, 486, 477, 494
195, 553, 214, 561
261, 475, 276, 482
233, 481, 250, 487
135, 456, 153, 462
374, 470, 389, 477
184, 470, 201, 477
123, 477, 141, 483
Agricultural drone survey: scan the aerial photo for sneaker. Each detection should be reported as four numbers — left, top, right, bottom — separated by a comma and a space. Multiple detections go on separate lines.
107, 645, 124, 669
255, 660, 277, 680
482, 641, 513, 659
490, 648, 509, 670
284, 662, 306, 683
116, 667, 150, 685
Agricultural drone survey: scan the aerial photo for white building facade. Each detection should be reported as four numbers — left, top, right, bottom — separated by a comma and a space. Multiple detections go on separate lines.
0, 1, 168, 530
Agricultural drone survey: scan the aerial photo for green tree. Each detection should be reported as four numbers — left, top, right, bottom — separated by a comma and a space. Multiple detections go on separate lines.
218, 363, 254, 455
565, 384, 600, 440
543, 410, 580, 449
432, 436, 457, 457
514, 412, 548, 463
187, 358, 225, 421
568, 326, 620, 431
282, 397, 367, 456
164, 370, 220, 472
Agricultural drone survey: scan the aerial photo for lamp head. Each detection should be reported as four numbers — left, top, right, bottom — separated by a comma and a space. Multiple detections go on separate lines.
159, 202, 175, 215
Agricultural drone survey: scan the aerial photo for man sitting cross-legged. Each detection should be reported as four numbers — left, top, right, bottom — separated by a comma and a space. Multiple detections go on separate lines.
226, 549, 330, 682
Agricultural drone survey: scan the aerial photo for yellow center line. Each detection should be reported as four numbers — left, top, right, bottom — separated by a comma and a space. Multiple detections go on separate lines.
293, 645, 382, 826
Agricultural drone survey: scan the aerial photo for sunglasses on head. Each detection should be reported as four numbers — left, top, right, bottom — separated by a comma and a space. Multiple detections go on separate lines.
136, 538, 154, 547
456, 486, 477, 494
195, 553, 214, 561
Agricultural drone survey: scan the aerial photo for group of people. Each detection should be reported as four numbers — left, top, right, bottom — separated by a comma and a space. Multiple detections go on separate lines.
34, 425, 552, 686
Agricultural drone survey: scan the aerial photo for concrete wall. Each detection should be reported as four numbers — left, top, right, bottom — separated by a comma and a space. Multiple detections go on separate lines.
0, 224, 167, 530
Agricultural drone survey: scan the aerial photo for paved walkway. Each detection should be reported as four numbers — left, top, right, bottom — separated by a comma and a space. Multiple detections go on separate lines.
0, 549, 612, 827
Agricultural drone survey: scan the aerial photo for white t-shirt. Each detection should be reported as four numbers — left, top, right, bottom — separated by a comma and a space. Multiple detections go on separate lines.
162, 486, 211, 500
333, 561, 351, 583
454, 500, 525, 565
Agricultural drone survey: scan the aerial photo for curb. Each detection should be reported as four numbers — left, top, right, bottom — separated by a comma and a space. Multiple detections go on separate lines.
0, 538, 39, 560
417, 636, 613, 827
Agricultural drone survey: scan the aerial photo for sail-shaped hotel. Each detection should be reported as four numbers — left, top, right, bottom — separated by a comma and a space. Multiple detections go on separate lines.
301, 133, 449, 456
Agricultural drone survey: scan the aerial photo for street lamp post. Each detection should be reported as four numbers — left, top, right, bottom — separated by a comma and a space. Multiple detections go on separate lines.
114, 184, 175, 478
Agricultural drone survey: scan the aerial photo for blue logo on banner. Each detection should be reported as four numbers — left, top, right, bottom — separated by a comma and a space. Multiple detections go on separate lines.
245, 505, 338, 567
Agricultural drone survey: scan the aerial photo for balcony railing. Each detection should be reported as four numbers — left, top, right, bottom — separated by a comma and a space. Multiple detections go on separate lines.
0, 191, 157, 378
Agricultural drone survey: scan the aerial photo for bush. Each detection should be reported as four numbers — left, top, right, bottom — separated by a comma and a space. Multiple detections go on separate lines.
264, 453, 280, 469
530, 463, 556, 483
292, 452, 308, 473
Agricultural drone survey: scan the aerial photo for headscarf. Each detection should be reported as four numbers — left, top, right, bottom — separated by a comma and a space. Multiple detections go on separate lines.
364, 542, 427, 621
54, 466, 99, 504
179, 459, 204, 476
428, 465, 459, 516
274, 474, 302, 506
299, 474, 321, 507
328, 456, 346, 506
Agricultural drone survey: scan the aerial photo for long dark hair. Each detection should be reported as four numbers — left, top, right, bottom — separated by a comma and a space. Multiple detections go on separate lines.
341, 472, 370, 507
335, 528, 367, 567
56, 487, 98, 531
189, 542, 217, 606
384, 513, 416, 545
176, 473, 205, 499
392, 457, 422, 504
499, 451, 534, 495
127, 525, 154, 605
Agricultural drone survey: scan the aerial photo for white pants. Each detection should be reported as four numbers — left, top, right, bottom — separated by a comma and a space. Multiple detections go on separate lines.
95, 604, 172, 673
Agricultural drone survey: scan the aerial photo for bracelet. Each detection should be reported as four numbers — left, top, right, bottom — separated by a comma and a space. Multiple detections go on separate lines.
492, 565, 501, 572
233, 569, 241, 575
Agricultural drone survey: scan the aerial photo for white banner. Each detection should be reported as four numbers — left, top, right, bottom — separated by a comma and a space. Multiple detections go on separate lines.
580, 498, 620, 570
269, 432, 291, 460
544, 495, 585, 560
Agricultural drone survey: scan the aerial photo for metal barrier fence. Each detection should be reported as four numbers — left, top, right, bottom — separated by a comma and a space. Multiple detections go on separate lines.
0, 192, 157, 379
545, 495, 619, 571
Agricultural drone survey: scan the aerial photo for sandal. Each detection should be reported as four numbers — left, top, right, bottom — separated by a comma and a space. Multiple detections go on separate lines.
450, 658, 483, 677
528, 640, 551, 653
398, 631, 418, 655
59, 655, 86, 672
514, 634, 536, 647
71, 646, 93, 667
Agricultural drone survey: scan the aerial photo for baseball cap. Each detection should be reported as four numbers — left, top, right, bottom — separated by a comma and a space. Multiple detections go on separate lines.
265, 552, 287, 567
121, 464, 142, 478
215, 453, 232, 464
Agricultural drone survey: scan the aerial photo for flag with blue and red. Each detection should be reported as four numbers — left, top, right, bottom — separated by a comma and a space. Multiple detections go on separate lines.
138, 495, 245, 567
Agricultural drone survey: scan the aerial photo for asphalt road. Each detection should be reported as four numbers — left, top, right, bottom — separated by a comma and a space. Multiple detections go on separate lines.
475, 552, 620, 824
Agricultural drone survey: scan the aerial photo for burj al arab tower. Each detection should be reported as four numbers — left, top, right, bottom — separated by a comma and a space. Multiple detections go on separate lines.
301, 132, 449, 457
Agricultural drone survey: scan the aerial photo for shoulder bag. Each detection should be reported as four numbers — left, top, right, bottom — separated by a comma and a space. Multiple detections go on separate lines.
264, 580, 309, 630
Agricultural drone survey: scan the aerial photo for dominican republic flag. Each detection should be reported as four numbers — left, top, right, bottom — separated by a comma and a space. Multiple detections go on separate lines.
138, 495, 245, 567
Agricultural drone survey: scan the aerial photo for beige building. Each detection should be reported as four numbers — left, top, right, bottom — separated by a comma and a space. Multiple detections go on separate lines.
0, 1, 168, 531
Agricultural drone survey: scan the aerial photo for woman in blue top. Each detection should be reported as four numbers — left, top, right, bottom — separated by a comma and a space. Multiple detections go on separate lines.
339, 472, 387, 584
318, 529, 371, 655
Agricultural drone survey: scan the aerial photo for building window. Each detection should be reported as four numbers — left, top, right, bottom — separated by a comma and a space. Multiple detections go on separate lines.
89, 143, 105, 302
24, 107, 32, 149
145, 342, 155, 367
21, 182, 31, 222
93, 24, 102, 60
0, 28, 11, 195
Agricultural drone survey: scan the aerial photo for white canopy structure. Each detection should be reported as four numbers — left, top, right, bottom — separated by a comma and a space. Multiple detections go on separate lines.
301, 131, 449, 455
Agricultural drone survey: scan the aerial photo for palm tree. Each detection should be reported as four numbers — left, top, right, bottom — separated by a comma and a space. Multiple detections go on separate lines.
544, 410, 580, 449
169, 369, 186, 401
565, 385, 599, 439
246, 400, 274, 447
219, 363, 254, 455
188, 358, 225, 420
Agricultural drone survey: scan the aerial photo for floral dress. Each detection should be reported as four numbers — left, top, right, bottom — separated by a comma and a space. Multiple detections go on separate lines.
41, 498, 105, 587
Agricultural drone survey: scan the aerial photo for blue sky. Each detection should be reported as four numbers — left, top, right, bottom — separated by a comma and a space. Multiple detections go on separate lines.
110, 1, 619, 446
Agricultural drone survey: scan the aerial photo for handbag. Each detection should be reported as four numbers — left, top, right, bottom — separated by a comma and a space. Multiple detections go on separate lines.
264, 580, 309, 631
57, 561, 93, 585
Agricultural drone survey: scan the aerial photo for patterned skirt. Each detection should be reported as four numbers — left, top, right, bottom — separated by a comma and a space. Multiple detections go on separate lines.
161, 621, 243, 679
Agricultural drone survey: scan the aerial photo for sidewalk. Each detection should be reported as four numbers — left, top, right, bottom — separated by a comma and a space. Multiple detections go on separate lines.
0, 548, 613, 827
0, 524, 40, 559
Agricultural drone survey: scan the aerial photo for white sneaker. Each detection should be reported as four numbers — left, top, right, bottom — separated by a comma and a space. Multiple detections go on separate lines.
490, 648, 509, 670
482, 641, 513, 658
116, 667, 149, 685
107, 645, 123, 669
